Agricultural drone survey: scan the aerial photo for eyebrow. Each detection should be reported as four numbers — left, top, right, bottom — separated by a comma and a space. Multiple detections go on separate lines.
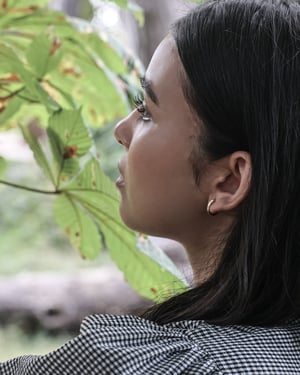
140, 76, 159, 105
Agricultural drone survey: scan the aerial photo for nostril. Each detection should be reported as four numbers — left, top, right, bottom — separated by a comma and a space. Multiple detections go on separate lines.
114, 122, 124, 144
114, 126, 129, 148
114, 112, 133, 148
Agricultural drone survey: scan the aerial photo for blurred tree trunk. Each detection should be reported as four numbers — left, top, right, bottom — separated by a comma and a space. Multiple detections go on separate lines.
51, 0, 77, 16
124, 0, 194, 66
0, 267, 151, 334
0, 242, 189, 334
0, 244, 192, 333
51, 0, 91, 18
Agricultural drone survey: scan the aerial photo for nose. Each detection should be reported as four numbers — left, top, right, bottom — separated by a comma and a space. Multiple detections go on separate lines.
114, 111, 134, 148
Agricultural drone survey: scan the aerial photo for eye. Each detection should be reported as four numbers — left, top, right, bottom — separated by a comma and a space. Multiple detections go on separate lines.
133, 95, 152, 122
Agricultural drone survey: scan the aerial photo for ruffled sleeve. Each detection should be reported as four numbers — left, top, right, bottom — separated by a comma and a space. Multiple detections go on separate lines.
0, 314, 221, 375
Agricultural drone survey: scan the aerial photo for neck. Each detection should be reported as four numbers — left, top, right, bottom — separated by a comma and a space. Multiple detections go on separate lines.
180, 215, 234, 285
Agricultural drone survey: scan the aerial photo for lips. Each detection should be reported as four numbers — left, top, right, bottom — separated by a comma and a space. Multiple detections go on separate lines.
116, 175, 125, 188
116, 160, 125, 188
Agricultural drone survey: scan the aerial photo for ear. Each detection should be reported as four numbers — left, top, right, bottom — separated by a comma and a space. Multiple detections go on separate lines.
208, 152, 251, 215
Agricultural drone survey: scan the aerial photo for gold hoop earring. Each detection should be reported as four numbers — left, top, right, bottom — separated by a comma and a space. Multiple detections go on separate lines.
207, 199, 216, 216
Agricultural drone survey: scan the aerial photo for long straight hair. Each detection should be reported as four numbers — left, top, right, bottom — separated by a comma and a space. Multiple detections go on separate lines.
143, 0, 300, 326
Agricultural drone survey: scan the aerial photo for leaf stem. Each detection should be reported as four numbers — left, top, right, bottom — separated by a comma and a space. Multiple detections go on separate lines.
0, 85, 50, 105
0, 179, 60, 195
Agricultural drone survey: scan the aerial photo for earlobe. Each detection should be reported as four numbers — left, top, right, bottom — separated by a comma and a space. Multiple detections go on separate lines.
209, 152, 251, 214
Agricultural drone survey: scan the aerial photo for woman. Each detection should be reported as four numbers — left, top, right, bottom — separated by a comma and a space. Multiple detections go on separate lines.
1, 0, 300, 373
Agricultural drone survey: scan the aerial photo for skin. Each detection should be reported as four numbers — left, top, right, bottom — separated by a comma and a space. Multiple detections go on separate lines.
114, 36, 251, 283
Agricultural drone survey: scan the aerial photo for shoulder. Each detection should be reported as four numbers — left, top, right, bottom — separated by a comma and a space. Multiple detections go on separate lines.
0, 314, 222, 375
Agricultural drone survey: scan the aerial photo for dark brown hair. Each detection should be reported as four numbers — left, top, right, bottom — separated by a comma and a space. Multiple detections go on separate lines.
143, 0, 300, 326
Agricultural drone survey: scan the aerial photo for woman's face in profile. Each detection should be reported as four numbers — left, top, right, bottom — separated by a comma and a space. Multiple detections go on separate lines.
114, 36, 210, 241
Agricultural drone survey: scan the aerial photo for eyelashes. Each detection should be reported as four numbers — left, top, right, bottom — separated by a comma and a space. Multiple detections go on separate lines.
133, 94, 145, 113
133, 94, 151, 121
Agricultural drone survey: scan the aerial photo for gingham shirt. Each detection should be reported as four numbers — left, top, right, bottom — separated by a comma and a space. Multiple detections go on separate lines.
1, 314, 299, 374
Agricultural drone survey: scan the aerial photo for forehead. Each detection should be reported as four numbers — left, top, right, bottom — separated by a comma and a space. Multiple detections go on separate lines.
145, 36, 184, 103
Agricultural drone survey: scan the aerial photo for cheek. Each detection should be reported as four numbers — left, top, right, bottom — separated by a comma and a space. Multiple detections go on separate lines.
124, 137, 198, 218
127, 132, 185, 187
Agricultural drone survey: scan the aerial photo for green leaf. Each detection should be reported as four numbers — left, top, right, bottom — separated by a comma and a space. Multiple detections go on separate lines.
0, 44, 61, 113
26, 33, 63, 78
101, 214, 187, 301
47, 109, 92, 187
20, 124, 56, 186
21, 78, 61, 113
0, 2, 48, 29
48, 109, 92, 156
44, 80, 76, 110
63, 158, 187, 301
65, 156, 115, 193
0, 43, 27, 73
0, 95, 24, 125
108, 0, 128, 7
137, 235, 187, 283
0, 7, 66, 30
54, 194, 101, 259
3, 102, 49, 130
80, 33, 127, 75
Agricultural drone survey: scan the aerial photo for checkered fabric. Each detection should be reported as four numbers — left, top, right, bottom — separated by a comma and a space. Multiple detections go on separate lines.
1, 314, 299, 374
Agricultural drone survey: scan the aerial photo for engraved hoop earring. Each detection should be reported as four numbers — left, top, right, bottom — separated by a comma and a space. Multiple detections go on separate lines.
207, 199, 216, 216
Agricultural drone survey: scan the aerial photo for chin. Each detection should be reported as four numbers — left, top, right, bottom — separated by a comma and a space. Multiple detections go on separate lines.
120, 212, 172, 240
119, 208, 139, 231
120, 215, 147, 234
119, 204, 176, 237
